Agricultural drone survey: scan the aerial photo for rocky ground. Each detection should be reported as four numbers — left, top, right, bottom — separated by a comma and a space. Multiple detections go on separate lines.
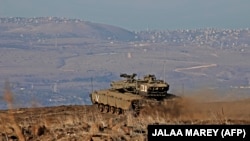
1, 94, 250, 141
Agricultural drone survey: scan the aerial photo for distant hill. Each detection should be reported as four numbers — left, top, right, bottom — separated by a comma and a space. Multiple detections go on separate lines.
1, 17, 250, 48
0, 17, 136, 41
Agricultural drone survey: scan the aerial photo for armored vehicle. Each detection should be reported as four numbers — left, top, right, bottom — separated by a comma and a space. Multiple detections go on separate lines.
90, 73, 177, 116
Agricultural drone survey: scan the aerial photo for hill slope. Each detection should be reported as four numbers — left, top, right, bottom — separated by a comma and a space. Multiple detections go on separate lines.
0, 17, 136, 41
1, 97, 250, 140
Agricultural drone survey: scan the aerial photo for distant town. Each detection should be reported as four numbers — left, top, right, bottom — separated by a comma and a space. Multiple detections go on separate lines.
0, 17, 249, 50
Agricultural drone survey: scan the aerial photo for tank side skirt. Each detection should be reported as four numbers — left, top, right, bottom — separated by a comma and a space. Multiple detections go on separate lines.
92, 91, 138, 111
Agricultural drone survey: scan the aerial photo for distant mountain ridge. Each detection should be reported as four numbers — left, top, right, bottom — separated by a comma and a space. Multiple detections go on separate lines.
0, 17, 136, 41
1, 17, 250, 48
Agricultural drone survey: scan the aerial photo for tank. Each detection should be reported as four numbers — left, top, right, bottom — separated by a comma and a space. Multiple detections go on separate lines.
89, 73, 178, 116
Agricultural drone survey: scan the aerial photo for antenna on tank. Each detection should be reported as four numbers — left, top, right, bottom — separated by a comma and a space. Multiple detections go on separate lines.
163, 44, 167, 82
164, 60, 166, 82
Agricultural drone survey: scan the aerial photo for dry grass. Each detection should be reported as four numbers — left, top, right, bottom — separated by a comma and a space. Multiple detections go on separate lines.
2, 79, 25, 141
1, 82, 250, 140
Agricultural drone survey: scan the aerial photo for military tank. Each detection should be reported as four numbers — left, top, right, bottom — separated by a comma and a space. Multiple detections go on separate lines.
89, 73, 178, 117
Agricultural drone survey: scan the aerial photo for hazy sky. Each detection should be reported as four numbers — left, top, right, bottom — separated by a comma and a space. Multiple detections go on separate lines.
0, 0, 249, 30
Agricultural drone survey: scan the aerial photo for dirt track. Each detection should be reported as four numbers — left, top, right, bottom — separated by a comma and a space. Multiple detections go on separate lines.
174, 64, 217, 72
174, 63, 217, 76
1, 95, 250, 141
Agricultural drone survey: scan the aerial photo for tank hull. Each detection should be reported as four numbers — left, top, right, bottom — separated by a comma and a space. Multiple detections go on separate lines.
89, 73, 179, 117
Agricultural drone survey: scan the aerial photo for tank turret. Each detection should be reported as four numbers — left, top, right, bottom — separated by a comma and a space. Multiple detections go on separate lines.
139, 74, 170, 100
110, 73, 171, 100
110, 73, 138, 93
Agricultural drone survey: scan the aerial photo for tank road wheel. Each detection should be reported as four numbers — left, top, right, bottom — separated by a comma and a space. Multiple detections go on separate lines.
103, 105, 109, 113
121, 109, 125, 115
115, 108, 121, 115
98, 104, 104, 112
110, 106, 115, 114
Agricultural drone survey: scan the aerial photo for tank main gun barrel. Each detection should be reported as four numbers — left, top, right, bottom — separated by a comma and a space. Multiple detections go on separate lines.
120, 73, 137, 82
